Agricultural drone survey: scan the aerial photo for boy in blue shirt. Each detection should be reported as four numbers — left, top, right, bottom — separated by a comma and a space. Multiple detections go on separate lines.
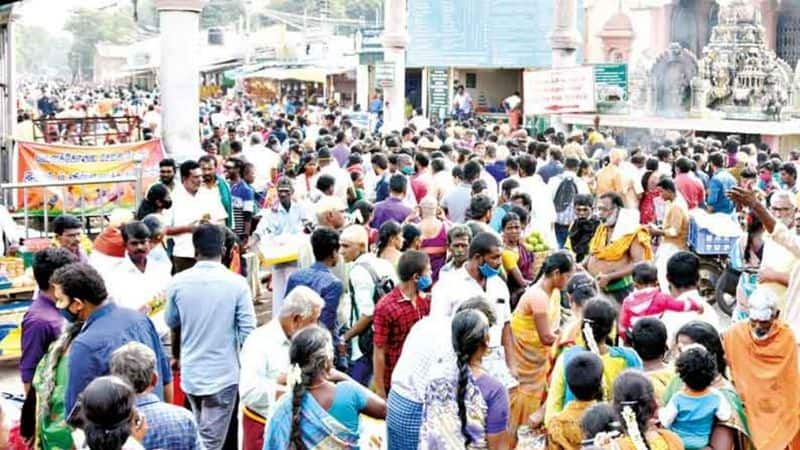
659, 346, 731, 449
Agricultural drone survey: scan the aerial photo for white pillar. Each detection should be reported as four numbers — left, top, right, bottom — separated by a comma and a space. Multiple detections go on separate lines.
550, 0, 581, 132
382, 0, 407, 132
550, 0, 581, 69
155, 0, 207, 162
356, 63, 369, 110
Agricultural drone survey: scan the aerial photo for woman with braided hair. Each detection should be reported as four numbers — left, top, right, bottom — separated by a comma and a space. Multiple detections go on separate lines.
419, 309, 510, 449
609, 370, 683, 450
545, 298, 642, 429
263, 325, 385, 449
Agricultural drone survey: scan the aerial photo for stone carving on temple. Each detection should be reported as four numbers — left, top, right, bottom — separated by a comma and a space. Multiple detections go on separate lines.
650, 43, 698, 118
691, 0, 794, 121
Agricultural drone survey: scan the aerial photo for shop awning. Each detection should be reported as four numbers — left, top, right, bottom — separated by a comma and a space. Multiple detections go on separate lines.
240, 67, 326, 83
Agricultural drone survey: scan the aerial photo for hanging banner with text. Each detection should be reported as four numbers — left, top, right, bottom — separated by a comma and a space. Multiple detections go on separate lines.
523, 66, 596, 115
15, 139, 165, 215
428, 67, 451, 122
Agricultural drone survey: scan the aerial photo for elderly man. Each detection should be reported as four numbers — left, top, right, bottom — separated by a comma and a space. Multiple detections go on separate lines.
239, 286, 324, 450
585, 192, 653, 303
722, 288, 800, 450
439, 225, 472, 275
339, 225, 397, 386
756, 191, 798, 310
729, 186, 800, 346
110, 342, 203, 450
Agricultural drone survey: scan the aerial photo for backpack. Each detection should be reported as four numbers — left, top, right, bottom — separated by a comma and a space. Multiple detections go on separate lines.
350, 262, 396, 356
553, 176, 578, 213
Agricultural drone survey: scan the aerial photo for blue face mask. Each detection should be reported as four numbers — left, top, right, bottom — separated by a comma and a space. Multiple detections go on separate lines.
479, 262, 501, 279
59, 304, 79, 323
401, 166, 415, 176
417, 274, 433, 291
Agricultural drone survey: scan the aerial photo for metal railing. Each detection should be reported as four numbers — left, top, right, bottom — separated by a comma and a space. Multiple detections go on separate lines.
0, 171, 143, 239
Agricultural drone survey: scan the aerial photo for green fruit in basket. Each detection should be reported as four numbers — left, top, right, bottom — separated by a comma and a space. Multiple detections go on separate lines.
534, 244, 547, 252
524, 243, 535, 252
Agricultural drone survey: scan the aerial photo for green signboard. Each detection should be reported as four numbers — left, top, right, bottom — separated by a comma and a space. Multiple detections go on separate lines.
428, 67, 450, 122
594, 64, 628, 113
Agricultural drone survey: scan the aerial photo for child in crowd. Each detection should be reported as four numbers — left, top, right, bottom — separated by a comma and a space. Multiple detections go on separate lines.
628, 318, 674, 403
579, 403, 619, 449
612, 371, 684, 449
547, 352, 604, 450
658, 347, 731, 450
619, 262, 703, 341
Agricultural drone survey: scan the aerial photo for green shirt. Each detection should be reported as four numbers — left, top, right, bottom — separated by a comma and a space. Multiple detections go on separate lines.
33, 349, 72, 450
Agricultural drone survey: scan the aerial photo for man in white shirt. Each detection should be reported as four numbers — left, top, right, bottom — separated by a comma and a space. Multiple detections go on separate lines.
106, 221, 172, 339
430, 232, 517, 389
548, 157, 591, 248
387, 296, 496, 450
238, 286, 323, 450
339, 225, 397, 386
451, 85, 473, 120
408, 108, 430, 131
166, 160, 227, 273
517, 154, 557, 248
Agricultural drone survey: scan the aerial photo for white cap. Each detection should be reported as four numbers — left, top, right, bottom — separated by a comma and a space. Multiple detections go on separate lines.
748, 288, 779, 321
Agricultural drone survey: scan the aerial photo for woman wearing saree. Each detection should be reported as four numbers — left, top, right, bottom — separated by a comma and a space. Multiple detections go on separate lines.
30, 322, 83, 449
545, 298, 642, 428
419, 309, 510, 450
509, 252, 573, 435
548, 273, 598, 377
500, 211, 534, 307
264, 325, 386, 449
663, 321, 752, 450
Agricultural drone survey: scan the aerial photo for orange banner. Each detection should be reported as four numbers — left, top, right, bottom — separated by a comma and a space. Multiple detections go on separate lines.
15, 139, 165, 215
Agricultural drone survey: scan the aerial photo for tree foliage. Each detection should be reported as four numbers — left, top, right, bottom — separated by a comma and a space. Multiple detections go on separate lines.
63, 6, 136, 81
15, 24, 71, 77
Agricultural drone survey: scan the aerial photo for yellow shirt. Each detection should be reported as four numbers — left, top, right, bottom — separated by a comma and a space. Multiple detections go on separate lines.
647, 366, 676, 405
547, 400, 595, 450
545, 349, 632, 427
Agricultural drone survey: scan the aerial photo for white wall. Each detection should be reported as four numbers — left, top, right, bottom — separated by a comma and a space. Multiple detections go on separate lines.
452, 69, 522, 111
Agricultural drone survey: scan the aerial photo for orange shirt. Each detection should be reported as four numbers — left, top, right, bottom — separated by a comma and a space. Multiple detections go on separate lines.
596, 164, 624, 196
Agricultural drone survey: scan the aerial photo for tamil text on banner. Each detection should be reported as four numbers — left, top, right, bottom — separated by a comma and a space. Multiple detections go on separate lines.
523, 66, 596, 115
15, 139, 165, 215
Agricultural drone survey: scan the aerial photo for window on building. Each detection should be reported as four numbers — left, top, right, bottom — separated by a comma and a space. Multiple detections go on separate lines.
465, 73, 477, 89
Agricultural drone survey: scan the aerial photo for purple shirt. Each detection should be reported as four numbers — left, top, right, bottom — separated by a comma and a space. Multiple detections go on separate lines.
332, 143, 350, 168
20, 291, 64, 383
474, 374, 509, 434
371, 197, 412, 229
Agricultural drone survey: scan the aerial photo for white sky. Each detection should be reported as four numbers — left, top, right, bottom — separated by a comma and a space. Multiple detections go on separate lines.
15, 0, 120, 31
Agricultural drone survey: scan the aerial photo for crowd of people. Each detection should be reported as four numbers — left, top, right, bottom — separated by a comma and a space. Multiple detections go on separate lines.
8, 84, 800, 450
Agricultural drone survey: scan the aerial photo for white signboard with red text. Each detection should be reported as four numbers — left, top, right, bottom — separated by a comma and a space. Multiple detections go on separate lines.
523, 66, 596, 115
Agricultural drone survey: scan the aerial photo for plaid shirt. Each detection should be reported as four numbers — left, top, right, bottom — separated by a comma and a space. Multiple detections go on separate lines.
136, 393, 204, 450
373, 286, 431, 391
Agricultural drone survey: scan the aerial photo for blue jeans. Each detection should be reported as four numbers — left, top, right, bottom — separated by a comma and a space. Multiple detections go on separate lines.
186, 384, 238, 450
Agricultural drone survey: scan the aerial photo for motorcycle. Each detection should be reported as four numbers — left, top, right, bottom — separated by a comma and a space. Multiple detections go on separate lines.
695, 254, 736, 316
